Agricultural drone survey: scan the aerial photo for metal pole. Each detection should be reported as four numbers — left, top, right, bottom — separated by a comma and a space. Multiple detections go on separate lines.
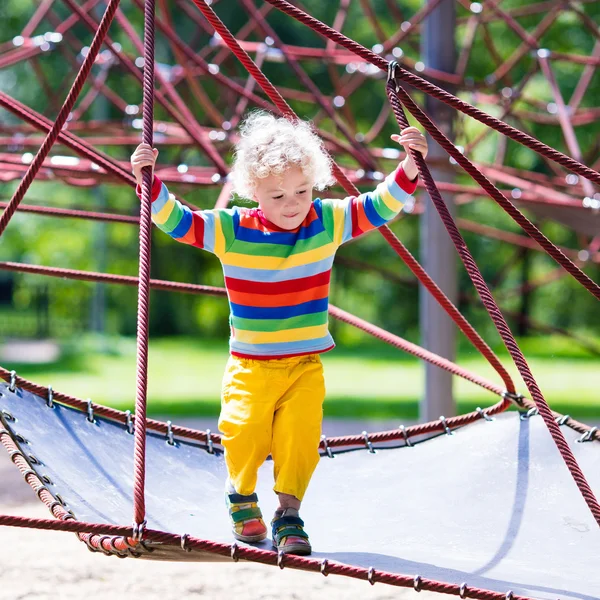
90, 3, 108, 340
419, 0, 457, 421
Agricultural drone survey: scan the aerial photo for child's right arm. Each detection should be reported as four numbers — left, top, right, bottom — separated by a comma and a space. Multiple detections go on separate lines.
131, 143, 234, 256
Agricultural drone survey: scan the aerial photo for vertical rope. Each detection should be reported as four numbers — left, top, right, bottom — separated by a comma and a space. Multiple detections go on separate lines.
0, 0, 121, 237
132, 0, 156, 530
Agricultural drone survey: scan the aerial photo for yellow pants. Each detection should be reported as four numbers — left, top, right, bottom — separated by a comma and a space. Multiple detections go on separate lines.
218, 354, 326, 502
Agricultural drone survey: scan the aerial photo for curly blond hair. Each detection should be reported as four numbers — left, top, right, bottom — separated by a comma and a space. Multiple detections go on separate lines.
230, 112, 335, 199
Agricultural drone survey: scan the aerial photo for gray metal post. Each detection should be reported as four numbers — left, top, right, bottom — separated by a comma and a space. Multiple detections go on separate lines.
90, 2, 108, 338
419, 0, 457, 422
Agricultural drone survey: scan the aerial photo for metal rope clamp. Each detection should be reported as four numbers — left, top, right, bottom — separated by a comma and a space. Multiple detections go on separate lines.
387, 59, 401, 92
277, 549, 285, 569
22, 468, 38, 481
230, 542, 239, 562
180, 533, 192, 553
1, 409, 15, 422
46, 385, 54, 409
502, 390, 525, 407
35, 484, 48, 500
320, 435, 334, 458
320, 558, 329, 576
132, 520, 146, 543
84, 534, 100, 553
439, 415, 453, 436
166, 420, 175, 446
109, 536, 127, 558
86, 399, 95, 424
8, 448, 23, 463
367, 566, 376, 585
125, 410, 134, 434
9, 370, 17, 393
399, 424, 413, 447
205, 429, 214, 454
476, 407, 494, 422
555, 414, 570, 426
15, 433, 29, 445
577, 427, 598, 443
520, 407, 538, 421
362, 431, 376, 454
96, 535, 114, 557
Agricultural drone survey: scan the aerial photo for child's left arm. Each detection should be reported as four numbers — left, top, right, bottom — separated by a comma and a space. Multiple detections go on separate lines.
320, 126, 427, 246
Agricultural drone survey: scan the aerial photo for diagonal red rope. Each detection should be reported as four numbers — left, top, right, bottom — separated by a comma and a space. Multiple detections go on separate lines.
385, 78, 600, 527
0, 0, 122, 237
0, 91, 201, 211
131, 0, 156, 530
189, 0, 517, 396
0, 91, 135, 186
260, 0, 600, 301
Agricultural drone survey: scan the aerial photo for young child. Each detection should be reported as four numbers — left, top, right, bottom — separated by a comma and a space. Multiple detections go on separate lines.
131, 112, 428, 556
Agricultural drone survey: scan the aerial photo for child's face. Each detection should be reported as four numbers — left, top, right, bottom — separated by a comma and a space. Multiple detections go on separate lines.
253, 166, 314, 230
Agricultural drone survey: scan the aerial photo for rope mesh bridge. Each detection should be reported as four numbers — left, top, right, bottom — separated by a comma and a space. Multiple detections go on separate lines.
0, 1, 599, 598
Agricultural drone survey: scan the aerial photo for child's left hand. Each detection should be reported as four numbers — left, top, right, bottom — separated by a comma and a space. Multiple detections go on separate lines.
391, 127, 428, 181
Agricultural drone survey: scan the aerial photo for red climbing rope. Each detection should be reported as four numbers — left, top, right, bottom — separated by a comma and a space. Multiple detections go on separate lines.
0, 511, 532, 600
0, 0, 122, 237
387, 78, 600, 301
0, 202, 139, 224
129, 0, 274, 113
131, 0, 155, 532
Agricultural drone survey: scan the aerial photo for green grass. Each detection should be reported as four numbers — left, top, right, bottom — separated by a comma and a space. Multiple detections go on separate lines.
6, 336, 599, 421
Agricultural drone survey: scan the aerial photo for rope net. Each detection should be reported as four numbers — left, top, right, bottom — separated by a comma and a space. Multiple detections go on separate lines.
0, 0, 599, 597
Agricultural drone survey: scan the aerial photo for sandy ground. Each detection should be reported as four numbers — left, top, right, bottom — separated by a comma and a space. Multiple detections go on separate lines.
0, 448, 436, 600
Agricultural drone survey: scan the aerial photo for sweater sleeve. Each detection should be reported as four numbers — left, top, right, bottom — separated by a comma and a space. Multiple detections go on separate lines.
318, 166, 417, 247
136, 176, 237, 257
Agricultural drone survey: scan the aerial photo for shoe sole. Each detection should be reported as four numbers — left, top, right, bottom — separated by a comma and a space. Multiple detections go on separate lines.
273, 543, 312, 556
233, 530, 268, 543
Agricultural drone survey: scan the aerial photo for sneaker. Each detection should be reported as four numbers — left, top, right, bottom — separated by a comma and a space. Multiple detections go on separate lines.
226, 491, 267, 543
271, 508, 311, 555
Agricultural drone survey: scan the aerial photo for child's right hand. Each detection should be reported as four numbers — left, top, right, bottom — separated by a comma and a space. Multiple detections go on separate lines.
131, 143, 158, 187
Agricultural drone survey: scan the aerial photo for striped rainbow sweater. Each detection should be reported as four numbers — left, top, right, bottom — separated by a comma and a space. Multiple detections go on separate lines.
139, 167, 417, 359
